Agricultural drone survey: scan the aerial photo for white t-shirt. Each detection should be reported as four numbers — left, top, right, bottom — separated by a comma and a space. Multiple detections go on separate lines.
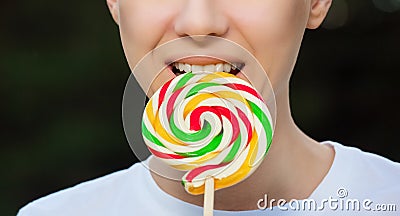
18, 141, 400, 215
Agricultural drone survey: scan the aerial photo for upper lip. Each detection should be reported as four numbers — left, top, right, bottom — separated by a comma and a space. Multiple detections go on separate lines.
173, 56, 236, 66
157, 36, 249, 71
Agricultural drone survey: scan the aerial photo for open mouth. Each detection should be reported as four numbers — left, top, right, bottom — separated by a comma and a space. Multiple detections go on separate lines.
169, 62, 244, 76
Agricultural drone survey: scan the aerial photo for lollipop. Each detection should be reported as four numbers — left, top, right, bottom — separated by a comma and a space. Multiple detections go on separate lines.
142, 71, 273, 195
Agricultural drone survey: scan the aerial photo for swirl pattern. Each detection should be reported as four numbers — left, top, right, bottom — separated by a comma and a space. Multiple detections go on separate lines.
142, 72, 273, 195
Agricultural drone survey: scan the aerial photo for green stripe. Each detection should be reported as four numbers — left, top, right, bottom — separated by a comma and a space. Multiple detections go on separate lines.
222, 134, 241, 163
170, 113, 211, 142
177, 133, 223, 157
186, 82, 220, 98
248, 101, 273, 154
142, 121, 165, 147
173, 72, 194, 91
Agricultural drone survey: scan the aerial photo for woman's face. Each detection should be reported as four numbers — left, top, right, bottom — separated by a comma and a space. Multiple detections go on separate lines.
108, 0, 328, 96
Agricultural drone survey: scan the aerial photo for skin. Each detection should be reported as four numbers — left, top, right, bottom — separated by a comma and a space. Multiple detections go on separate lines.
107, 0, 334, 211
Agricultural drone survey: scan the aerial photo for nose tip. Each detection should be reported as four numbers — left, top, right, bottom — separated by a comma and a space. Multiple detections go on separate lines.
174, 0, 229, 38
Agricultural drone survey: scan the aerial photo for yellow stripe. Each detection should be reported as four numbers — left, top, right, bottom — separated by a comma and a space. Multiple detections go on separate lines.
172, 164, 197, 170
193, 151, 220, 164
187, 130, 259, 195
213, 91, 251, 110
183, 93, 214, 118
171, 151, 220, 170
145, 99, 155, 124
154, 111, 187, 146
198, 72, 234, 83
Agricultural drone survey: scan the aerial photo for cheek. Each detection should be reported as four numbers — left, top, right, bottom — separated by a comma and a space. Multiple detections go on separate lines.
118, 0, 177, 68
234, 1, 308, 91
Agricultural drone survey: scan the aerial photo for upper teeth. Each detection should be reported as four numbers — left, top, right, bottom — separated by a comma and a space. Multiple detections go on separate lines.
173, 62, 239, 74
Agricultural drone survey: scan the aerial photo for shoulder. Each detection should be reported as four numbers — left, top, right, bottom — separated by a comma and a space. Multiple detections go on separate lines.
321, 141, 400, 201
328, 141, 400, 179
17, 162, 148, 216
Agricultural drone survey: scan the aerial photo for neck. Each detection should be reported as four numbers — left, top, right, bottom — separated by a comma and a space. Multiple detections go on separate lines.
149, 86, 334, 211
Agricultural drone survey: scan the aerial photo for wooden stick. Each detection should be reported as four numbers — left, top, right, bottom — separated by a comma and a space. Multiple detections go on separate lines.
203, 176, 215, 216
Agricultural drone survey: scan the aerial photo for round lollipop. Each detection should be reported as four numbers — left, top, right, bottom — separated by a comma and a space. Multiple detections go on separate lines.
142, 71, 273, 195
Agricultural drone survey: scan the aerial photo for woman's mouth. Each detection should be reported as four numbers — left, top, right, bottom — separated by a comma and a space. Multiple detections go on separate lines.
169, 62, 244, 76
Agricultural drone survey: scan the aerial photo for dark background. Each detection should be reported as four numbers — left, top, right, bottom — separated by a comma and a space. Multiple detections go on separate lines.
1, 0, 399, 215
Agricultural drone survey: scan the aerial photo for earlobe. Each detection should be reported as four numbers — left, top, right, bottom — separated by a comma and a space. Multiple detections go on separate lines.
106, 0, 120, 25
306, 0, 332, 29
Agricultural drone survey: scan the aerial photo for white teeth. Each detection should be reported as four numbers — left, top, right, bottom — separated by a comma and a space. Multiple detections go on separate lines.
215, 63, 223, 72
191, 65, 203, 74
173, 62, 240, 74
178, 63, 185, 72
223, 63, 231, 73
183, 63, 191, 73
203, 64, 215, 73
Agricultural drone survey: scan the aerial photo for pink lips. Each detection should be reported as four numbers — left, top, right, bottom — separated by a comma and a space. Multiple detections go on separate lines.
174, 56, 229, 65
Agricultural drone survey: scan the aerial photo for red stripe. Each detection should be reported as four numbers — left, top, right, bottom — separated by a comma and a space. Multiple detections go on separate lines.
148, 147, 185, 159
189, 106, 219, 131
166, 88, 184, 118
236, 108, 252, 145
225, 83, 263, 101
189, 106, 239, 144
158, 79, 173, 109
185, 163, 227, 182
214, 106, 240, 144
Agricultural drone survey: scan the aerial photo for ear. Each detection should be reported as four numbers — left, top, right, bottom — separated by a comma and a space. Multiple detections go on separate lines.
306, 0, 332, 29
106, 0, 120, 25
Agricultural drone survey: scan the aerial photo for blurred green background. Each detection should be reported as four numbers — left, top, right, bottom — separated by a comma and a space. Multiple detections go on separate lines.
1, 0, 400, 215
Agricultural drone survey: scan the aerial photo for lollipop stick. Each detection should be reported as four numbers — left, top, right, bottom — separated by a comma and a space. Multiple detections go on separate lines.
203, 176, 215, 216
